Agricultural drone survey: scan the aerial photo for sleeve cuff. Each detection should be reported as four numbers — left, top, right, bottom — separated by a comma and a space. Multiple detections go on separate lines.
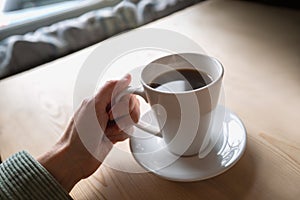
0, 151, 72, 199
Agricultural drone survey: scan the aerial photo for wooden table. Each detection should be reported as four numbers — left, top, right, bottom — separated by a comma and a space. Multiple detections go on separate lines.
1, 1, 300, 199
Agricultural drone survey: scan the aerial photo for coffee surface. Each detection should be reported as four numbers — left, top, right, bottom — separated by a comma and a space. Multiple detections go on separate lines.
148, 69, 212, 92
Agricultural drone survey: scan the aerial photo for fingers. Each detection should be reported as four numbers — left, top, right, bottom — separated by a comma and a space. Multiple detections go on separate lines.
109, 95, 139, 121
106, 132, 130, 144
130, 96, 140, 123
93, 74, 132, 127
84, 74, 139, 145
108, 113, 136, 132
95, 74, 131, 108
105, 126, 134, 144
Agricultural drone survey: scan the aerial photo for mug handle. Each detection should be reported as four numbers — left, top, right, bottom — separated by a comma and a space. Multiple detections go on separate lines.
116, 86, 162, 137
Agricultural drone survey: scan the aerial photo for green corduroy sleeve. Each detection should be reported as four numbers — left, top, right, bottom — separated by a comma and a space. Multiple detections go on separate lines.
0, 151, 72, 200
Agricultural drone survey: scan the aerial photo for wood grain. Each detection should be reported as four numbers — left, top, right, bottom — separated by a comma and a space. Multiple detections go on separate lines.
1, 0, 300, 199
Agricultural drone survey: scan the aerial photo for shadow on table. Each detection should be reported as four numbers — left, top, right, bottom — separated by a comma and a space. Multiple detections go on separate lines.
177, 141, 256, 200
87, 137, 256, 200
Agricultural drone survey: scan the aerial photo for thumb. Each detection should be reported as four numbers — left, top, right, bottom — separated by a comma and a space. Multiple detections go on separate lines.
95, 74, 131, 108
113, 74, 132, 96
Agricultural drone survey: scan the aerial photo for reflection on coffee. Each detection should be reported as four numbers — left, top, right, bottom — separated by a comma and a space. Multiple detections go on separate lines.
148, 69, 212, 92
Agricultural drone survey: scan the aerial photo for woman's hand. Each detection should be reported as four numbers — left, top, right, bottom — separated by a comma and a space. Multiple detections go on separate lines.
37, 74, 140, 192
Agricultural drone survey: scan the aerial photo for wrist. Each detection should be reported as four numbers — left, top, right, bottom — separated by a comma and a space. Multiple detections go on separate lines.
37, 143, 82, 192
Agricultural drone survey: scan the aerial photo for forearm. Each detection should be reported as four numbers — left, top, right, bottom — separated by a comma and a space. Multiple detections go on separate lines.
37, 120, 107, 193
37, 143, 82, 193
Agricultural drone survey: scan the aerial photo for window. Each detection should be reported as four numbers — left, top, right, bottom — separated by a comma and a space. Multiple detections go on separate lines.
0, 0, 120, 40
1, 0, 81, 12
0, 0, 86, 28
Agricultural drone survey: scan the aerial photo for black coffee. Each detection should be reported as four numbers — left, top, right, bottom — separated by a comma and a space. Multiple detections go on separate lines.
148, 69, 212, 92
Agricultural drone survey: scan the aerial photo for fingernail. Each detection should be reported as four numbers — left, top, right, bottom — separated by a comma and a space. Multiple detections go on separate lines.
133, 116, 139, 123
130, 97, 135, 110
109, 110, 114, 120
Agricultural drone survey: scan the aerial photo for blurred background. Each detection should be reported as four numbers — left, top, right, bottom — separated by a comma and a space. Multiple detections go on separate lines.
0, 0, 298, 79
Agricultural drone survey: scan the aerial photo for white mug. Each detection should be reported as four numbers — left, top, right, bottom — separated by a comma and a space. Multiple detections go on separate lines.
118, 53, 224, 157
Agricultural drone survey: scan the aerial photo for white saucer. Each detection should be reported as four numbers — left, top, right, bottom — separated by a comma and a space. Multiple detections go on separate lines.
129, 108, 247, 182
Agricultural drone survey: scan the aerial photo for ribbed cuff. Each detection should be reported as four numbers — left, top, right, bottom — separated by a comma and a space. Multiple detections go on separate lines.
0, 151, 72, 200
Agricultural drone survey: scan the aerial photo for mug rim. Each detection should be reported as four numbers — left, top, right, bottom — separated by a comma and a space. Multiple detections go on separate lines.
141, 53, 224, 94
